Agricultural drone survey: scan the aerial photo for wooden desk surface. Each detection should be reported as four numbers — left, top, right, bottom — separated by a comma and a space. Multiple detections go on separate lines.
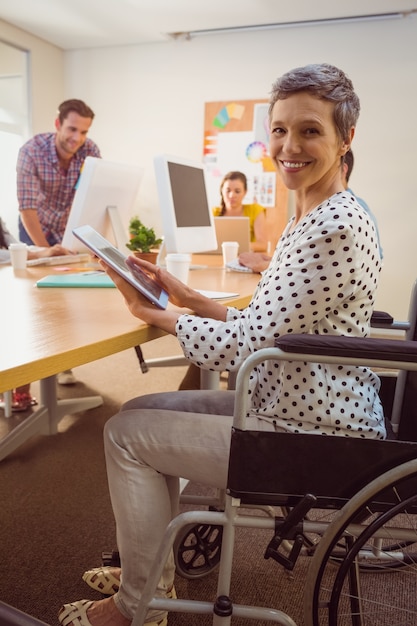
1, 257, 260, 392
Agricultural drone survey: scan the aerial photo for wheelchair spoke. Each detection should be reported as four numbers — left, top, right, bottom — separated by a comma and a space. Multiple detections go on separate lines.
174, 522, 223, 579
304, 460, 417, 626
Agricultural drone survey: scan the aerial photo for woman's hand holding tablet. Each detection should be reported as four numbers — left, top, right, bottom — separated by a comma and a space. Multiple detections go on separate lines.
72, 225, 169, 309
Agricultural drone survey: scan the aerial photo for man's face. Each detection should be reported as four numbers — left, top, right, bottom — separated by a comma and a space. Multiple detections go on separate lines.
55, 112, 93, 159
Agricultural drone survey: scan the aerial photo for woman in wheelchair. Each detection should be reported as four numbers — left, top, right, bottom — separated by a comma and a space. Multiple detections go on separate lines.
59, 63, 384, 626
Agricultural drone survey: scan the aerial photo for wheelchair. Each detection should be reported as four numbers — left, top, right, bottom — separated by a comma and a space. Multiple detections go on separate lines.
120, 282, 417, 625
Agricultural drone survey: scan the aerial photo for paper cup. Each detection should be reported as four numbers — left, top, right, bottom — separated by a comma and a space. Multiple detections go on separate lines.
221, 241, 239, 267
9, 242, 28, 270
166, 253, 191, 284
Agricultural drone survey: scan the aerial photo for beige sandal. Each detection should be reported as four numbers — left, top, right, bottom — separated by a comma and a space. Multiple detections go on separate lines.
82, 566, 120, 595
58, 600, 94, 625
82, 566, 176, 602
58, 599, 167, 626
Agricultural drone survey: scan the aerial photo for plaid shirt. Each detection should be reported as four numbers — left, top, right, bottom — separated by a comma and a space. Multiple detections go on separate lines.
17, 133, 101, 245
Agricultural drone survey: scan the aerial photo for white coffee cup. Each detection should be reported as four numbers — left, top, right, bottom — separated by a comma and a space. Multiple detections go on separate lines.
166, 253, 191, 284
9, 242, 28, 270
221, 241, 239, 268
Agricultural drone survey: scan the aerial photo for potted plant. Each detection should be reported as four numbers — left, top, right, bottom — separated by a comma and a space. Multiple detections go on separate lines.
126, 216, 163, 263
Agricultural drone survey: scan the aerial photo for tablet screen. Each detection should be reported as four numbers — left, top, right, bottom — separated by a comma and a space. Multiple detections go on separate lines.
72, 225, 169, 309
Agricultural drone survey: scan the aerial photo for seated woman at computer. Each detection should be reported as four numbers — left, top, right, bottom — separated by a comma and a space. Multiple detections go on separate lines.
213, 170, 268, 252
0, 216, 72, 411
177, 171, 268, 390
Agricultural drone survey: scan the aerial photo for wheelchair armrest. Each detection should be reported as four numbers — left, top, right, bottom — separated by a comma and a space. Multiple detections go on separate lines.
370, 310, 409, 332
233, 335, 417, 430
275, 334, 417, 364
370, 310, 394, 327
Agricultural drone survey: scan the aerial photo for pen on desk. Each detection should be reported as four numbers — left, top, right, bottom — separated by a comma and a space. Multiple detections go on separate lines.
54, 267, 103, 273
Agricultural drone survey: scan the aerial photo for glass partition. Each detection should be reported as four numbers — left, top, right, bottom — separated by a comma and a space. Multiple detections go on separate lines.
0, 40, 30, 239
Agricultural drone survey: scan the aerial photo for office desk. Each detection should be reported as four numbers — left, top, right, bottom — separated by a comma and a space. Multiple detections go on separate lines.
0, 258, 260, 459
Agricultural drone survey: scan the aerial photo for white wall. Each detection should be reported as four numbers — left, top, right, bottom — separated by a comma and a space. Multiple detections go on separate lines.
64, 15, 417, 318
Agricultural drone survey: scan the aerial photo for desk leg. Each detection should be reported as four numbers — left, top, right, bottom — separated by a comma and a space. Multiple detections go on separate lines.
40, 376, 103, 433
0, 375, 103, 461
0, 390, 13, 417
200, 370, 220, 390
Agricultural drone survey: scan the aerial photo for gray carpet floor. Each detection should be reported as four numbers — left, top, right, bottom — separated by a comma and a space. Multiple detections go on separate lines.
0, 336, 304, 625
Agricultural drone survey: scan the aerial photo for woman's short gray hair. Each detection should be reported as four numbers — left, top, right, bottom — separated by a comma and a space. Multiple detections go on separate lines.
269, 64, 360, 142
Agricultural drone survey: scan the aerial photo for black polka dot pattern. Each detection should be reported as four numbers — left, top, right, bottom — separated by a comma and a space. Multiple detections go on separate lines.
177, 192, 385, 439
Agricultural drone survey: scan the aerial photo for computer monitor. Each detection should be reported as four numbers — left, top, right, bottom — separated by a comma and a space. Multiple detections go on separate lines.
62, 157, 144, 253
153, 154, 217, 255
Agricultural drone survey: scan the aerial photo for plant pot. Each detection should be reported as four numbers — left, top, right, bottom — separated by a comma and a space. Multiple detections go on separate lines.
133, 251, 158, 264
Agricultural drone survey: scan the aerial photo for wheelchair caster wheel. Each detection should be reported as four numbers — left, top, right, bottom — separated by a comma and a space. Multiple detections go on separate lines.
101, 550, 121, 567
174, 521, 223, 579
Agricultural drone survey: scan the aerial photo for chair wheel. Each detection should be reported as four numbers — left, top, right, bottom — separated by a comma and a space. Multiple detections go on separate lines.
101, 550, 121, 567
174, 521, 223, 579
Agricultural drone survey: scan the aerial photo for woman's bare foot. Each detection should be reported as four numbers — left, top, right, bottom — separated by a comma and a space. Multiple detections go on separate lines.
85, 596, 130, 626
96, 566, 121, 581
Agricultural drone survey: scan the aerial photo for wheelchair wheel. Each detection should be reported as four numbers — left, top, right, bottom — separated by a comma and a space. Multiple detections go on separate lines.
173, 520, 223, 579
304, 458, 417, 626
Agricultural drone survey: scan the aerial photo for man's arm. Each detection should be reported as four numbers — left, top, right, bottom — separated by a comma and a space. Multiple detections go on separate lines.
16, 143, 52, 246
20, 209, 50, 247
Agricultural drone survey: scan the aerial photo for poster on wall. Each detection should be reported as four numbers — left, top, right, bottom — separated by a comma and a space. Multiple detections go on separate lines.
203, 100, 276, 207
203, 100, 288, 245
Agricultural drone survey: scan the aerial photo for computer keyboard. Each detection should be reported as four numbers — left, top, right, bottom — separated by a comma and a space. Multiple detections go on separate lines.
189, 264, 208, 270
27, 253, 91, 267
225, 258, 253, 273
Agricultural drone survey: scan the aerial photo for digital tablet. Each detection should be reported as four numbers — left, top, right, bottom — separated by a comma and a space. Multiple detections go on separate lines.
72, 225, 169, 309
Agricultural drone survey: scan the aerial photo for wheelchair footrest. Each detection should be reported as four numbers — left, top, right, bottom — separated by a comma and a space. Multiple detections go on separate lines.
264, 493, 317, 570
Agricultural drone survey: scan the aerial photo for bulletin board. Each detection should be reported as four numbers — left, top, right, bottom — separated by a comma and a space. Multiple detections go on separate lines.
203, 99, 288, 248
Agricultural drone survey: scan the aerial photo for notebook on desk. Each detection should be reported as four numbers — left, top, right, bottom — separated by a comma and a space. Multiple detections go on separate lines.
36, 272, 115, 288
202, 217, 251, 255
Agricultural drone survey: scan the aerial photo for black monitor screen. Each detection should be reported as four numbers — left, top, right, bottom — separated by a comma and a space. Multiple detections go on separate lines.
168, 162, 212, 228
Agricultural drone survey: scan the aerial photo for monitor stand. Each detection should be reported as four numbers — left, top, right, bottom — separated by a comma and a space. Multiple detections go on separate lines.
107, 205, 128, 252
156, 239, 167, 267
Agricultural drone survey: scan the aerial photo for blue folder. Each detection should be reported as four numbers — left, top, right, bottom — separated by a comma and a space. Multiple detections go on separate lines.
36, 272, 115, 288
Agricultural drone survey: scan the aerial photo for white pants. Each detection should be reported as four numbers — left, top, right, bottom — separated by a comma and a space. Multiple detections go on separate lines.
104, 390, 274, 621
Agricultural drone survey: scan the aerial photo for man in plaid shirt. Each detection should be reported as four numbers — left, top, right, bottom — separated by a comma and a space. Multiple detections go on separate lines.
16, 99, 101, 386
17, 99, 101, 247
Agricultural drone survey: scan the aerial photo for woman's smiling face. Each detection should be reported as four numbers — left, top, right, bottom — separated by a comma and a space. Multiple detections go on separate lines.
269, 91, 350, 194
